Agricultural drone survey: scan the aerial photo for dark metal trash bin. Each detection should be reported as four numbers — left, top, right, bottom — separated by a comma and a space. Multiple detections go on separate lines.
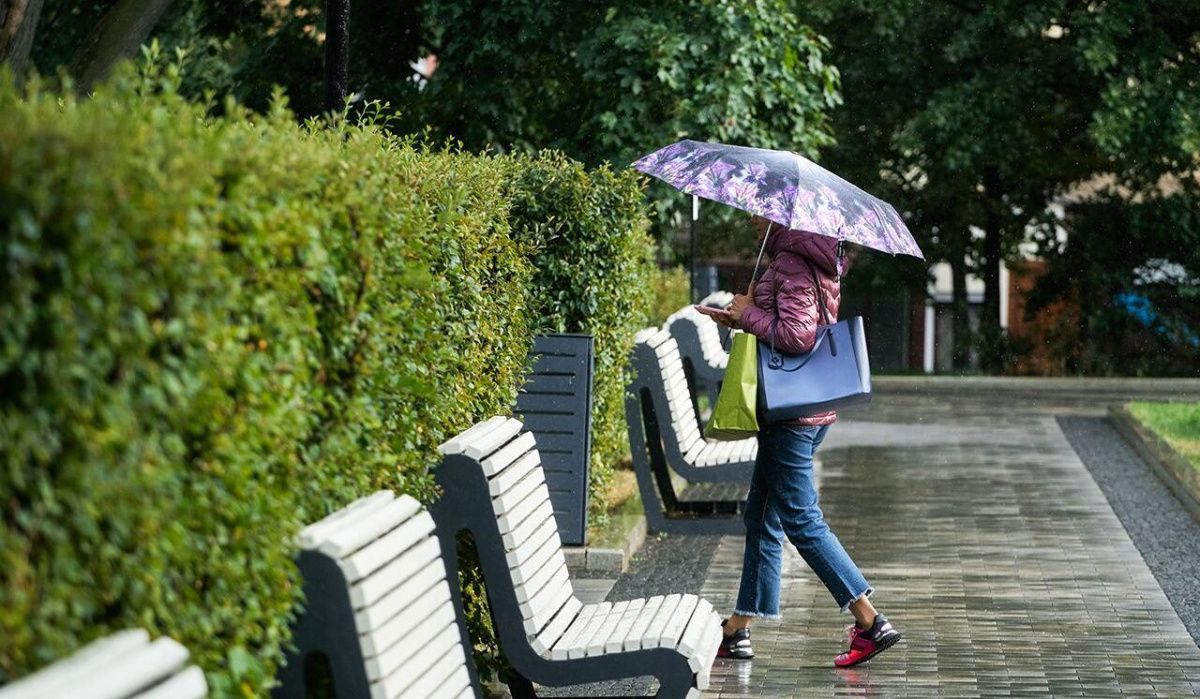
516, 334, 594, 546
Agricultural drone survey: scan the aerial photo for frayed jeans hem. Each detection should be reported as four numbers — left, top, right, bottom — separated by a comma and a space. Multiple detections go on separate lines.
732, 609, 782, 621
838, 586, 875, 613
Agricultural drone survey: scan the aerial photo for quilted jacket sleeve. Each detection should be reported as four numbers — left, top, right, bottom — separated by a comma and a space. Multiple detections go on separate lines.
738, 272, 821, 355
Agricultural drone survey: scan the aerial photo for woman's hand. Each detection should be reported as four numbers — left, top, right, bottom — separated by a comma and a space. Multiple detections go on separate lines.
727, 292, 756, 325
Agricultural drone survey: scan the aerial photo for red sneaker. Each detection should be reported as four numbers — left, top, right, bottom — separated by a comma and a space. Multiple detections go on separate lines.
834, 613, 902, 667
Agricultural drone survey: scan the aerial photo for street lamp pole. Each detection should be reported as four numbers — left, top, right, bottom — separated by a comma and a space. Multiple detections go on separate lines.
689, 195, 699, 303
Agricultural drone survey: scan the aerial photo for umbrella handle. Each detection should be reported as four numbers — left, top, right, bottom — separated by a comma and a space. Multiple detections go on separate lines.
749, 222, 772, 293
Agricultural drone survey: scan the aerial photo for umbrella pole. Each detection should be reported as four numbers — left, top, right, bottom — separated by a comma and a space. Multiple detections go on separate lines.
689, 195, 699, 303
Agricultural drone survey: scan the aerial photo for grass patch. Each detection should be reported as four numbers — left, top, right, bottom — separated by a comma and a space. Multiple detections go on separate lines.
1129, 401, 1200, 471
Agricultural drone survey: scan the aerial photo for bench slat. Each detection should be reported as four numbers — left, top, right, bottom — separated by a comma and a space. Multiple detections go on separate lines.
662, 362, 685, 387
652, 337, 679, 356
550, 603, 600, 660
0, 629, 151, 698
427, 663, 472, 699
676, 423, 700, 455
368, 618, 461, 692
319, 498, 422, 559
515, 553, 566, 605
494, 470, 547, 532
642, 329, 671, 348
642, 594, 682, 650
297, 491, 395, 549
132, 665, 208, 699
679, 599, 716, 668
531, 597, 583, 657
505, 516, 557, 572
349, 535, 442, 609
656, 349, 683, 371
695, 628, 723, 691
437, 415, 508, 455
340, 511, 436, 582
357, 566, 449, 650
524, 581, 575, 637
665, 372, 689, 398
519, 564, 570, 621
585, 600, 630, 657
462, 418, 523, 460
502, 498, 554, 551
509, 533, 558, 586
622, 595, 665, 651
565, 602, 612, 659
604, 598, 646, 653
481, 431, 537, 478
81, 637, 190, 699
659, 594, 699, 649
364, 601, 457, 681
488, 449, 541, 497
400, 643, 469, 699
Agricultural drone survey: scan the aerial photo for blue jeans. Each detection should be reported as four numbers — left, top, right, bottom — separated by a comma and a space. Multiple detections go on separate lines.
734, 423, 873, 618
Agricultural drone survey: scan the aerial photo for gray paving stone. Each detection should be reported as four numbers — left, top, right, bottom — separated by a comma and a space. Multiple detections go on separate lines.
537, 388, 1200, 696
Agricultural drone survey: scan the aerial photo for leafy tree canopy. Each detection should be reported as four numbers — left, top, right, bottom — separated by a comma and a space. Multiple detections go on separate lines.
800, 0, 1199, 370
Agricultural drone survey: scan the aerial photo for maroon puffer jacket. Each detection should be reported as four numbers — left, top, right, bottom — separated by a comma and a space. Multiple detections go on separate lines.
738, 227, 842, 427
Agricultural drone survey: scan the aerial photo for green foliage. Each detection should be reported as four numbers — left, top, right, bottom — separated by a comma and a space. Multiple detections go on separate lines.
647, 267, 691, 328
502, 151, 655, 518
0, 62, 654, 692
800, 0, 1200, 372
574, 0, 840, 166
422, 0, 840, 237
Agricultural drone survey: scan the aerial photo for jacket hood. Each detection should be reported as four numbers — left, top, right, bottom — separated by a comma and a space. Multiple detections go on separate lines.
765, 227, 842, 277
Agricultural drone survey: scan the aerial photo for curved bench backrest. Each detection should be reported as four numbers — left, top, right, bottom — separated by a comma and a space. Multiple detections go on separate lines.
632, 329, 705, 463
664, 307, 728, 371
0, 630, 206, 699
286, 491, 476, 699
437, 417, 579, 652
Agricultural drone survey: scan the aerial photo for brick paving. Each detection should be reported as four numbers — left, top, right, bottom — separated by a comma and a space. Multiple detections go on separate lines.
544, 386, 1200, 697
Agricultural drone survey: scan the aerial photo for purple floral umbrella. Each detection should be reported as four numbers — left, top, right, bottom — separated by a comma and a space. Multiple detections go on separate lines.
632, 139, 924, 259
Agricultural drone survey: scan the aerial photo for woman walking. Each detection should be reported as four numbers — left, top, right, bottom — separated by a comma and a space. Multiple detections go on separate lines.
707, 215, 902, 668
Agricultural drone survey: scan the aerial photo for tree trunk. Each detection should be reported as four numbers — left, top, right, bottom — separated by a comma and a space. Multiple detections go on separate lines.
68, 0, 175, 93
0, 0, 45, 81
949, 233, 971, 371
323, 0, 350, 113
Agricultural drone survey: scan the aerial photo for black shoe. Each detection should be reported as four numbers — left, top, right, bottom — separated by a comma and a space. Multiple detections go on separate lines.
716, 619, 754, 659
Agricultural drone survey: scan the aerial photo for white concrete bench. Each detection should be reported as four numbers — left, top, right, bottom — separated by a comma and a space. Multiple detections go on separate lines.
0, 629, 206, 699
431, 417, 722, 699
275, 491, 478, 699
664, 305, 730, 418
625, 327, 755, 534
698, 290, 733, 309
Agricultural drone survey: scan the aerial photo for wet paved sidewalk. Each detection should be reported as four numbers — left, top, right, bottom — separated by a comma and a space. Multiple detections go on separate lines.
554, 386, 1200, 697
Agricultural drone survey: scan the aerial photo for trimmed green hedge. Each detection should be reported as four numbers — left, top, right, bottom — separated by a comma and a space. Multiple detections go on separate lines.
0, 65, 653, 693
504, 153, 655, 518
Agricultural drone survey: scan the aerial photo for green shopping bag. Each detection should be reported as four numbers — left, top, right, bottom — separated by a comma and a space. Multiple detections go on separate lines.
704, 330, 760, 440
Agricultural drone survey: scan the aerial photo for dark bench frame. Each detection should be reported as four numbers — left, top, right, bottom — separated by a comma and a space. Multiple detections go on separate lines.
430, 449, 705, 699
625, 337, 751, 535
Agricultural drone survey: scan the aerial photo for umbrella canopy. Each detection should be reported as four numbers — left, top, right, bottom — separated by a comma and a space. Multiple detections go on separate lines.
633, 139, 923, 259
